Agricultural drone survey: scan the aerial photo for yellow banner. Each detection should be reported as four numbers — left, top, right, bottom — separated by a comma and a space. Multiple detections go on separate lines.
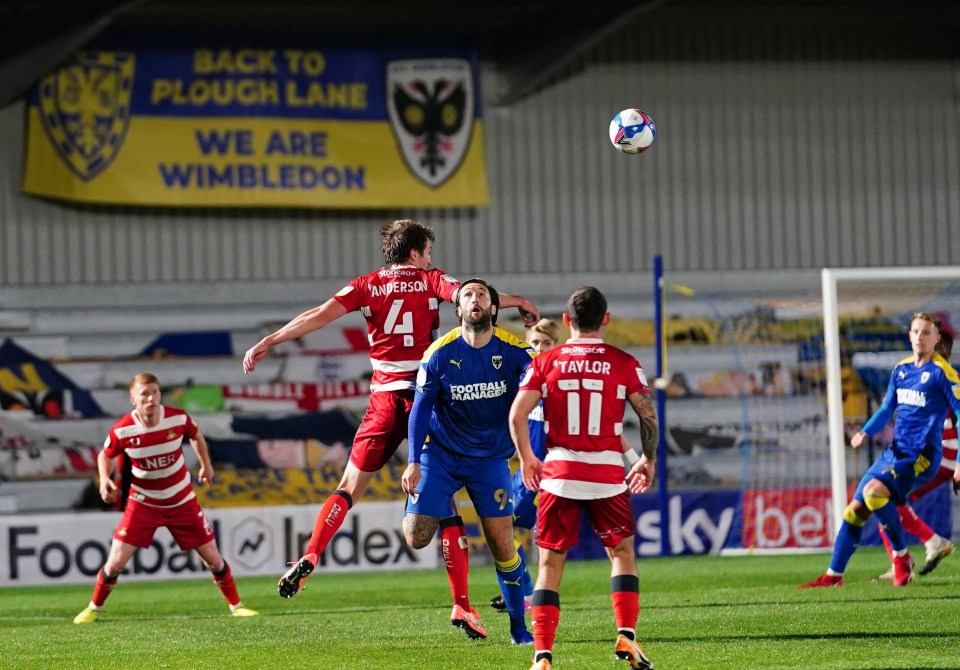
23, 41, 488, 208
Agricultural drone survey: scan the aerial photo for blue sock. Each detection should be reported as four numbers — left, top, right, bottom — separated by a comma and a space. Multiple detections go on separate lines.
829, 519, 864, 574
517, 544, 533, 597
495, 554, 528, 628
871, 498, 906, 551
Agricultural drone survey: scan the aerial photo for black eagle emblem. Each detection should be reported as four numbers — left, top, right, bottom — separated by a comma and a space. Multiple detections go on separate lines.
392, 79, 467, 178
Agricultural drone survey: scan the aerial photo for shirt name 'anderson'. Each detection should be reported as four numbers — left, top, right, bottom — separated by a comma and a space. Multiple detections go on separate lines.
897, 388, 926, 407
451, 380, 508, 400
370, 280, 428, 297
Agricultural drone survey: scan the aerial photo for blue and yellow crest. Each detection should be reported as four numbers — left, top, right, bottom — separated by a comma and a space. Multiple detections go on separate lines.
37, 51, 135, 181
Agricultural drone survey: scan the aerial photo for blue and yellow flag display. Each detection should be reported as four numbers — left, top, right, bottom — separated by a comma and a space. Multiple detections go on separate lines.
22, 32, 489, 208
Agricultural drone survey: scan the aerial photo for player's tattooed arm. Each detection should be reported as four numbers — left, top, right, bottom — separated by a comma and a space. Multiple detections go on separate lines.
629, 393, 659, 460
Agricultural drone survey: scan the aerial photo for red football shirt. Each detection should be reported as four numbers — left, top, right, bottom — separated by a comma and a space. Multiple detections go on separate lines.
941, 409, 958, 472
334, 266, 459, 392
103, 406, 199, 508
520, 337, 650, 499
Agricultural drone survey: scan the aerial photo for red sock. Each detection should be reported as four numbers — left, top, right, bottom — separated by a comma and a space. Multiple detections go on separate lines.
898, 503, 935, 543
531, 591, 560, 653
305, 490, 353, 559
879, 525, 894, 561
439, 516, 470, 610
611, 574, 640, 631
212, 562, 241, 607
91, 569, 118, 607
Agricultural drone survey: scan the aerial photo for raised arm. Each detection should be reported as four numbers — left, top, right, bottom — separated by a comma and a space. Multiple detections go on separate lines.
243, 297, 349, 373
497, 291, 540, 327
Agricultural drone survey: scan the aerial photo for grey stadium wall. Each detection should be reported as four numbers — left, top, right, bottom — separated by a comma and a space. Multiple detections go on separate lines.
1, 10, 958, 289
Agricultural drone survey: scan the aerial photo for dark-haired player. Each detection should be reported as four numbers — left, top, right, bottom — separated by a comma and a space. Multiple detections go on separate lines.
510, 286, 658, 670
401, 279, 535, 645
243, 220, 538, 619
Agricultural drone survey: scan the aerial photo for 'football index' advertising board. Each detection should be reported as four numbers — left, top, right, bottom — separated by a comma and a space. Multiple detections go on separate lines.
22, 32, 488, 208
0, 502, 434, 586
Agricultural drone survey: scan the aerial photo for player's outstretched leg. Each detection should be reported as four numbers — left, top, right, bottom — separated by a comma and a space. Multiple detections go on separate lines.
278, 552, 317, 598
799, 502, 865, 588
74, 568, 119, 623
279, 487, 356, 598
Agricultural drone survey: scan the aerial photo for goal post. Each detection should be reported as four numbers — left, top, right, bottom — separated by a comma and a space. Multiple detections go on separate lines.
822, 266, 960, 539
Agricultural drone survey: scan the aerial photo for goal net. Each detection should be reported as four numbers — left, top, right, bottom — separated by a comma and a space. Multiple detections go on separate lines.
656, 267, 960, 554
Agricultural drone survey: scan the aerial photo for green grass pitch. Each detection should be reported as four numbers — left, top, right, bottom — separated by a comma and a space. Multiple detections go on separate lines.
2, 547, 958, 669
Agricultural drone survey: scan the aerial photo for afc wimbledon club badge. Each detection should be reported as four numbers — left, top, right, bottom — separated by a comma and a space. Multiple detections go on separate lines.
38, 51, 135, 181
386, 58, 475, 188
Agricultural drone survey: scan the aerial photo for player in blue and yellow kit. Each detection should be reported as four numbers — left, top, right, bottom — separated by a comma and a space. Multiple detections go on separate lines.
489, 318, 561, 613
402, 278, 535, 645
800, 311, 960, 588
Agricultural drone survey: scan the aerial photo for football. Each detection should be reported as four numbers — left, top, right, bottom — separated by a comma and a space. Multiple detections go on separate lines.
609, 108, 656, 154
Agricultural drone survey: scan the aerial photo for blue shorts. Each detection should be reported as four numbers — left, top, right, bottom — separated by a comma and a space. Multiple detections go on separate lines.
407, 448, 514, 519
511, 468, 539, 530
854, 444, 940, 506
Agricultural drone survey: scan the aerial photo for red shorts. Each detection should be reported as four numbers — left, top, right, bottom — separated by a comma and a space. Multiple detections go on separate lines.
909, 466, 953, 501
350, 389, 415, 472
536, 490, 634, 552
114, 497, 215, 550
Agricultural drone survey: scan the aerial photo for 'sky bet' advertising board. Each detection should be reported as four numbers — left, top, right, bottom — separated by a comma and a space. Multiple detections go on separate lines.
22, 31, 489, 208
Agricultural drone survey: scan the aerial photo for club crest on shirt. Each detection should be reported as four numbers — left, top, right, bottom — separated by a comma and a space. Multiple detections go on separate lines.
166, 430, 178, 441
921, 372, 930, 384
492, 355, 502, 370
37, 50, 135, 180
386, 58, 475, 188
